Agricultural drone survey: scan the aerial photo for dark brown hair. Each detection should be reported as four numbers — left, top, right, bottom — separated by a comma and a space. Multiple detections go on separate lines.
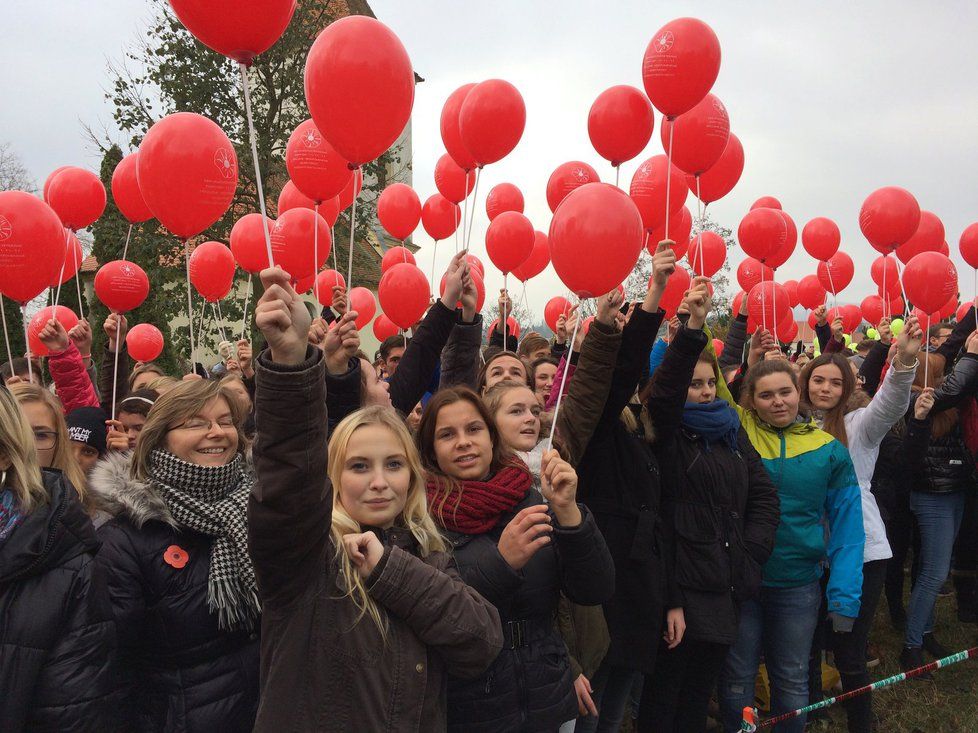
799, 353, 856, 446
517, 333, 550, 359
476, 350, 531, 393
739, 360, 801, 413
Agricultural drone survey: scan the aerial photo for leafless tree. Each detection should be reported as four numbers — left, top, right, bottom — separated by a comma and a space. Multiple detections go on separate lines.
0, 143, 36, 192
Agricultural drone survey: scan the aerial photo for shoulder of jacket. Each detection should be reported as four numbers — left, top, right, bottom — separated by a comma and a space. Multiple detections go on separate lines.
87, 451, 176, 528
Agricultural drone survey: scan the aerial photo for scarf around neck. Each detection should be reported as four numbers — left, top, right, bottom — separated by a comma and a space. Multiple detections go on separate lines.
681, 399, 742, 452
425, 463, 531, 535
149, 449, 259, 632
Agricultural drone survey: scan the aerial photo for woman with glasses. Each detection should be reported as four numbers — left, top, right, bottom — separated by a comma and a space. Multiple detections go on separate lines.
9, 383, 90, 511
88, 379, 260, 731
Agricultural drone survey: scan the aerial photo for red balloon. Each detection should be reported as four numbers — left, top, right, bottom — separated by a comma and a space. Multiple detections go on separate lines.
777, 313, 798, 344
466, 254, 486, 279
304, 16, 414, 165
739, 208, 786, 263
688, 132, 743, 204
315, 269, 346, 307
138, 113, 237, 239
736, 258, 773, 292
337, 168, 363, 212
377, 183, 421, 241
959, 223, 978, 269
713, 338, 725, 357
956, 302, 972, 323
839, 304, 863, 333
938, 295, 958, 321
381, 246, 416, 273
782, 279, 799, 308
440, 269, 486, 313
544, 296, 573, 332
489, 316, 521, 341
647, 206, 693, 256
43, 166, 70, 202
588, 85, 655, 167
285, 119, 352, 202
751, 196, 781, 211
46, 167, 106, 231
459, 79, 526, 167
348, 287, 377, 330
688, 231, 726, 277
440, 84, 478, 171
732, 290, 746, 316
421, 194, 461, 241
800, 217, 840, 262
277, 180, 315, 214
512, 231, 550, 282
630, 155, 688, 231
189, 241, 236, 302
27, 306, 80, 358
939, 241, 950, 257
658, 266, 691, 318
378, 263, 430, 329
126, 323, 165, 362
817, 252, 854, 295
642, 18, 721, 118
871, 255, 901, 298
169, 0, 295, 65
550, 183, 644, 298
53, 232, 84, 287
270, 208, 331, 281
0, 191, 66, 303
797, 274, 826, 310
881, 295, 905, 319
896, 210, 945, 264
747, 281, 789, 329
660, 93, 729, 176
861, 295, 885, 326
548, 161, 601, 214
765, 211, 797, 269
912, 307, 940, 327
95, 260, 150, 313
111, 153, 154, 223
316, 197, 341, 228
230, 213, 275, 274
859, 186, 921, 254
486, 212, 535, 275
434, 153, 476, 203
486, 183, 524, 221
903, 252, 958, 314
372, 314, 399, 341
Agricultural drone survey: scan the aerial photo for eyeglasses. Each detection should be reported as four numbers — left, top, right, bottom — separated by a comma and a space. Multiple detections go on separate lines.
170, 417, 236, 433
33, 430, 58, 450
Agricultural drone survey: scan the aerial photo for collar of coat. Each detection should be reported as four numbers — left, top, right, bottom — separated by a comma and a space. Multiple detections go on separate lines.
740, 410, 836, 461
86, 450, 176, 528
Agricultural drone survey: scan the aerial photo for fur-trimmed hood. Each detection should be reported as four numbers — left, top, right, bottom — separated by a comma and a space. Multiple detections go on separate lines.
87, 450, 176, 528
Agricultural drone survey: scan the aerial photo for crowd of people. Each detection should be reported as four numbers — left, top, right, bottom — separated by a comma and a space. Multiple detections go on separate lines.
2, 243, 978, 733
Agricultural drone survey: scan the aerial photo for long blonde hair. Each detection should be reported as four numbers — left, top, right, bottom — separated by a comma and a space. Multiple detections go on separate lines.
327, 406, 447, 637
132, 380, 245, 480
0, 386, 46, 512
9, 383, 89, 509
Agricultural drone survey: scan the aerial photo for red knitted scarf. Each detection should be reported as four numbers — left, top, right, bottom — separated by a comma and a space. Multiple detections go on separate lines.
425, 464, 532, 535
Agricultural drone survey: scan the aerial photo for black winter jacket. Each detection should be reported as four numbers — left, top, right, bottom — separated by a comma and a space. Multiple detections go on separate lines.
650, 328, 781, 645
0, 470, 117, 732
88, 452, 259, 732
444, 489, 614, 733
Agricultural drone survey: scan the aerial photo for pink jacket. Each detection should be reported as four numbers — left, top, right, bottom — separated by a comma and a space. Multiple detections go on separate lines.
48, 341, 100, 414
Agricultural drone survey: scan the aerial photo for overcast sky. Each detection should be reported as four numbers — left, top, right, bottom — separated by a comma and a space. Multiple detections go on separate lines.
4, 0, 977, 320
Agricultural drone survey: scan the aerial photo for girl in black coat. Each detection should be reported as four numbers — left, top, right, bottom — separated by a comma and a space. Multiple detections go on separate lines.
416, 386, 615, 733
643, 344, 780, 732
0, 384, 116, 732
88, 379, 260, 732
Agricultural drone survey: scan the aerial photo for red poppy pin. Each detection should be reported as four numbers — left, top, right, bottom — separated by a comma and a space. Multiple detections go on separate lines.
164, 545, 189, 569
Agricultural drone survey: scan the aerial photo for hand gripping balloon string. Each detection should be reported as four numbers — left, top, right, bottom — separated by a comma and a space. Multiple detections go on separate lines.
238, 63, 274, 269
184, 240, 196, 369
0, 295, 13, 371
546, 304, 581, 454
239, 273, 253, 341
347, 184, 359, 288
20, 305, 32, 382
464, 168, 483, 251
121, 222, 134, 262
663, 120, 676, 241
313, 203, 321, 306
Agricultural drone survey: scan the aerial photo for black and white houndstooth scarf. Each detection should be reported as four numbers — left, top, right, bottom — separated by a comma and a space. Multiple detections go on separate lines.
149, 449, 259, 632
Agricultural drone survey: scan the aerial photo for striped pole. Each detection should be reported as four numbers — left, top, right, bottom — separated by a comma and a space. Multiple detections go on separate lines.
744, 646, 977, 729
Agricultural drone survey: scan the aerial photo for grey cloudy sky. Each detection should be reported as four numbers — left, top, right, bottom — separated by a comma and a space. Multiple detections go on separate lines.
4, 0, 977, 320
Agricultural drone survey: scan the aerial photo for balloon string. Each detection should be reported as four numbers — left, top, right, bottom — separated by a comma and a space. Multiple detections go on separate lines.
0, 295, 13, 370
110, 316, 122, 422
121, 223, 134, 261
464, 167, 482, 251
826, 264, 838, 311
615, 165, 620, 189
240, 273, 253, 341
20, 305, 32, 383
503, 272, 508, 350
973, 268, 977, 310
214, 301, 229, 345
313, 202, 321, 305
518, 281, 528, 316
74, 240, 85, 322
459, 175, 469, 256
347, 180, 359, 287
894, 258, 911, 317
430, 240, 438, 301
239, 62, 274, 268
54, 227, 70, 309
695, 176, 705, 275
664, 120, 675, 242
546, 302, 582, 454
924, 315, 931, 386
882, 255, 889, 318
196, 297, 208, 370
184, 240, 196, 373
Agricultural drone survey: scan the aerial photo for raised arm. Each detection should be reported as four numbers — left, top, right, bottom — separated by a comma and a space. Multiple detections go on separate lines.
719, 294, 749, 371
439, 273, 484, 390
858, 319, 892, 397
99, 314, 130, 411
937, 304, 976, 364
930, 332, 978, 414
250, 268, 331, 609
39, 319, 100, 414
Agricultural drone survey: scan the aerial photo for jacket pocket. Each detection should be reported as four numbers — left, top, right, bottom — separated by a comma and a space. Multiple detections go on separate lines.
673, 502, 728, 593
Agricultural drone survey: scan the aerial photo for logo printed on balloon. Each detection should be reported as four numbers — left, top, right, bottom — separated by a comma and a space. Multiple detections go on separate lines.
214, 148, 236, 179
0, 216, 10, 241
302, 128, 322, 148
653, 31, 675, 53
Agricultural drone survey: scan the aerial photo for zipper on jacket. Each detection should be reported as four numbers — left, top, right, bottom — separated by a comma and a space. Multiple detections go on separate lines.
516, 649, 528, 727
